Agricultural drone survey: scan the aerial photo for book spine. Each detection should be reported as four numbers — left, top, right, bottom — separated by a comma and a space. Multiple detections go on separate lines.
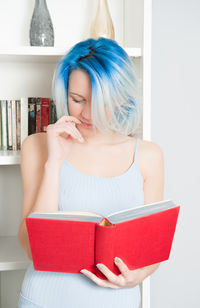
49, 99, 53, 124
53, 100, 58, 122
41, 98, 50, 132
0, 101, 2, 149
28, 97, 36, 135
11, 100, 17, 151
7, 100, 13, 150
20, 97, 28, 146
16, 100, 21, 150
1, 100, 8, 150
95, 223, 116, 280
50, 99, 57, 124
36, 97, 41, 133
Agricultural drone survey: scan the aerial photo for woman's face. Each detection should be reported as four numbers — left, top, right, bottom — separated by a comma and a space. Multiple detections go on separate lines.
68, 69, 92, 129
67, 69, 110, 136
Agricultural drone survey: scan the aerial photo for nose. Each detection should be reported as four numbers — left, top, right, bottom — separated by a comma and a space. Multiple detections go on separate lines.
81, 102, 92, 123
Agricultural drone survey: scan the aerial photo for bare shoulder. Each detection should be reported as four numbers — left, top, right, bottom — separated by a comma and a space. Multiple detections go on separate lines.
22, 132, 47, 148
138, 139, 164, 182
21, 132, 48, 165
139, 139, 164, 158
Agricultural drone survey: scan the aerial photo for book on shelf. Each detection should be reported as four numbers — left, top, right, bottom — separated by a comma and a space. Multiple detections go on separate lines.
7, 100, 12, 150
11, 99, 17, 150
0, 102, 1, 148
26, 199, 181, 280
0, 97, 57, 151
1, 100, 7, 150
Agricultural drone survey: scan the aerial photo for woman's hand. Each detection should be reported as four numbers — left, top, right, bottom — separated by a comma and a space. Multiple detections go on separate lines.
46, 115, 85, 164
80, 257, 160, 289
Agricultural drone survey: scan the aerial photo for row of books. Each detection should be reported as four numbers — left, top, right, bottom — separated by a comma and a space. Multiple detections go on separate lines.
0, 97, 57, 151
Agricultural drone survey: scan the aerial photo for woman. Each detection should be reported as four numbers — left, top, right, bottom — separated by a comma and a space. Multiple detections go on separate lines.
18, 37, 164, 308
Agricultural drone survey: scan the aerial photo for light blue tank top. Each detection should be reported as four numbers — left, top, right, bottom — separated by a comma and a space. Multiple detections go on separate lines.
19, 137, 144, 308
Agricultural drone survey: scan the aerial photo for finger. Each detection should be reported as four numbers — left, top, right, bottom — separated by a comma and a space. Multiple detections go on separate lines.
80, 269, 120, 289
56, 122, 84, 140
114, 257, 130, 278
56, 121, 84, 140
56, 115, 82, 125
96, 264, 120, 285
51, 125, 83, 142
56, 115, 81, 124
62, 122, 83, 139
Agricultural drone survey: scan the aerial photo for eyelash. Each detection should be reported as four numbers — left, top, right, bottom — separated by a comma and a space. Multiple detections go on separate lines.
72, 98, 85, 103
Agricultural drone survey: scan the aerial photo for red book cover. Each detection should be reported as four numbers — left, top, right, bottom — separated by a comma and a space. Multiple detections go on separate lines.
25, 200, 180, 280
41, 98, 50, 132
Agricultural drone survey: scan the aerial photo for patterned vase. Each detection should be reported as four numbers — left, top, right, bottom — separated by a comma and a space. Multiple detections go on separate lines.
29, 0, 54, 46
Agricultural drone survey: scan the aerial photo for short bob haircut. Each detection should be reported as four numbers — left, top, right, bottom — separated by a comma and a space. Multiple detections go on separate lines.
52, 37, 141, 137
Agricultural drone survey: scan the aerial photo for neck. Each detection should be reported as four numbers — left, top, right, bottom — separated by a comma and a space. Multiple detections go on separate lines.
81, 131, 129, 146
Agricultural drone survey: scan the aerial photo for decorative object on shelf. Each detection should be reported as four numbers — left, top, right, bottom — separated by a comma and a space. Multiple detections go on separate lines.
29, 0, 54, 46
90, 0, 115, 39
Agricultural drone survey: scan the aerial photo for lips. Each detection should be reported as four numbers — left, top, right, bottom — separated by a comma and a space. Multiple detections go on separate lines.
81, 121, 92, 128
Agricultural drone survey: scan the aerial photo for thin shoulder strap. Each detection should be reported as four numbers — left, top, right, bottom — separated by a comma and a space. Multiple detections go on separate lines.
134, 137, 140, 164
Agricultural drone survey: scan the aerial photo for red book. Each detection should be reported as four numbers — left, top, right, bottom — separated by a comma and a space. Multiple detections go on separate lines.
26, 200, 180, 280
41, 98, 50, 132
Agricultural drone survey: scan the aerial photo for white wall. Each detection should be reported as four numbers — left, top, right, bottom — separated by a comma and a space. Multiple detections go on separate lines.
0, 0, 143, 48
151, 0, 200, 307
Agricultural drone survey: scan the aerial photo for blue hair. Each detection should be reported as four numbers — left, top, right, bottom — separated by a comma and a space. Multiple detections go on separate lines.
52, 37, 141, 137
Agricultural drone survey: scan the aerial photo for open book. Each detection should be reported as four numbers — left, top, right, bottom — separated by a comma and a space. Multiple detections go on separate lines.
26, 199, 180, 280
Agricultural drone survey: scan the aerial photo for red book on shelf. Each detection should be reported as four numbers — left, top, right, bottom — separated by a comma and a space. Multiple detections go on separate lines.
25, 200, 180, 280
41, 98, 50, 132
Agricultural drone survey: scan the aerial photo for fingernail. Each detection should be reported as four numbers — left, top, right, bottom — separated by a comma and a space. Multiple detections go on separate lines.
96, 263, 103, 270
114, 257, 121, 263
78, 136, 85, 143
80, 269, 86, 274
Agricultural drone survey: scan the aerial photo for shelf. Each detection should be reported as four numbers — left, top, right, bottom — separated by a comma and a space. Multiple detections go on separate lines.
0, 150, 21, 165
0, 46, 142, 63
0, 236, 31, 271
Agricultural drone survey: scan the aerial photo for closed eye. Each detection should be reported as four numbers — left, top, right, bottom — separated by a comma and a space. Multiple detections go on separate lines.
72, 97, 85, 103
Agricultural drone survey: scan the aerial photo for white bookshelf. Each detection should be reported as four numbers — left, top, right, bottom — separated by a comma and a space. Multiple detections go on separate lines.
0, 151, 21, 165
0, 46, 141, 63
0, 236, 31, 271
0, 0, 151, 307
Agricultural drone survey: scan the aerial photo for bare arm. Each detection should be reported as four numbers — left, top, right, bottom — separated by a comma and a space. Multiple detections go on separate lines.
18, 115, 84, 260
139, 140, 165, 278
17, 133, 61, 260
